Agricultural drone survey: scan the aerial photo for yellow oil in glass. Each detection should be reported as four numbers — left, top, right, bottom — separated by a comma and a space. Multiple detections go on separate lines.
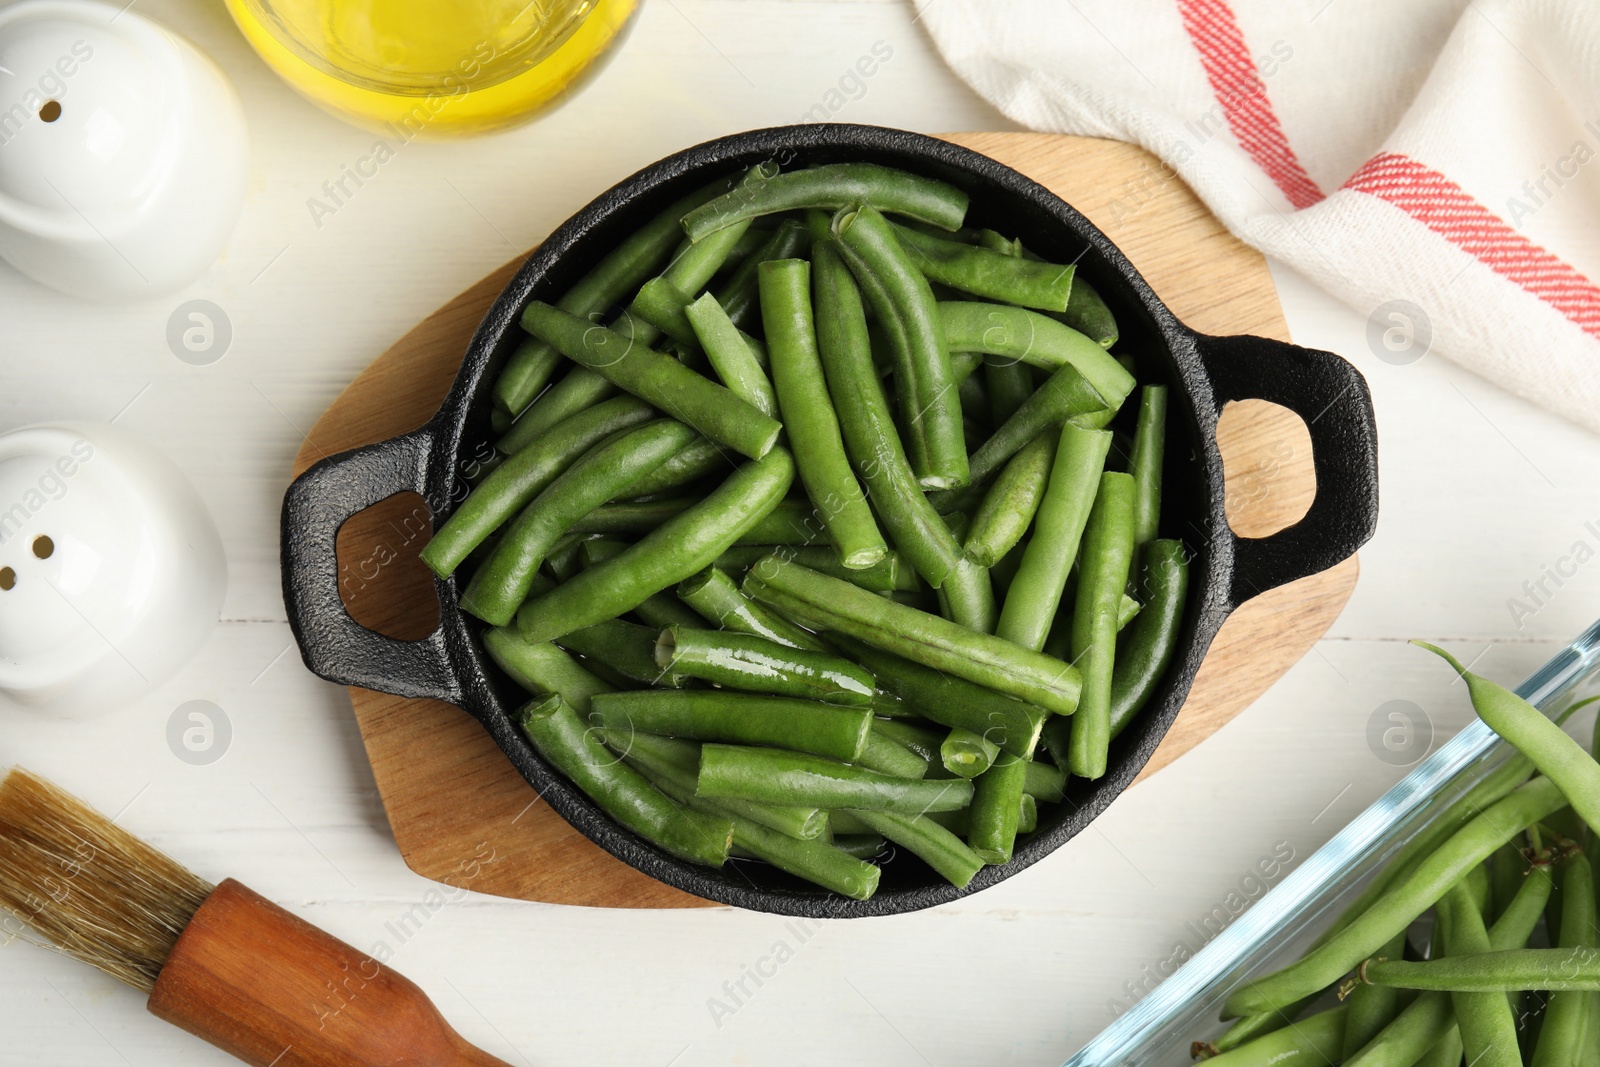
224, 0, 637, 137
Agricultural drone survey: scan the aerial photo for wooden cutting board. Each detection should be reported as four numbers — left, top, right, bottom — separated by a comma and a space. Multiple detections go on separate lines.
291, 132, 1359, 910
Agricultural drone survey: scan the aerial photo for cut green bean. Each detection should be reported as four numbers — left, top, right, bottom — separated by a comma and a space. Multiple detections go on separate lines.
621, 436, 736, 499
676, 566, 829, 652
555, 618, 683, 687
938, 557, 997, 634
811, 239, 965, 587
482, 629, 613, 713
522, 302, 782, 460
890, 223, 1074, 311
592, 690, 870, 762
611, 731, 828, 841
831, 636, 1049, 758
517, 450, 795, 642
655, 626, 875, 705
964, 432, 1055, 567
744, 558, 1081, 716
853, 732, 931, 779
835, 204, 968, 489
626, 276, 702, 348
461, 420, 698, 625
996, 424, 1112, 650
497, 365, 625, 456
685, 292, 777, 418
869, 719, 945, 768
1059, 275, 1118, 348
631, 590, 704, 632
493, 337, 565, 424
518, 695, 733, 866
930, 361, 1114, 513
968, 754, 1026, 863
941, 728, 999, 779
1023, 759, 1066, 803
939, 302, 1135, 409
1109, 539, 1190, 737
696, 744, 973, 814
760, 258, 889, 567
1066, 472, 1138, 780
422, 396, 655, 577
832, 835, 888, 860
1129, 386, 1167, 544
681, 162, 969, 242
715, 217, 810, 331
845, 809, 984, 889
1224, 777, 1568, 1017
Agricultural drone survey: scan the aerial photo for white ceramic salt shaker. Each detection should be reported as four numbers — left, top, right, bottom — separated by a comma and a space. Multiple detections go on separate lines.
0, 0, 249, 300
0, 422, 227, 717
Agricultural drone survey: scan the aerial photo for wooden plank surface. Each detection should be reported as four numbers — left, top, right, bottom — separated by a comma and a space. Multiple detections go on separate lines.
291, 132, 1357, 908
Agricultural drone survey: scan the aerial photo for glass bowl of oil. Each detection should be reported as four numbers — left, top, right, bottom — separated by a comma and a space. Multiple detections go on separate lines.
225, 0, 637, 137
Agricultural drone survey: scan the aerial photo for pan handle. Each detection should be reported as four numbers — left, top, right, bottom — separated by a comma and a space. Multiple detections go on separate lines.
280, 429, 464, 705
1195, 333, 1379, 611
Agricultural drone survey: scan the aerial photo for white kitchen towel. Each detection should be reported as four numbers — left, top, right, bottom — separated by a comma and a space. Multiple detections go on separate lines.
917, 0, 1600, 432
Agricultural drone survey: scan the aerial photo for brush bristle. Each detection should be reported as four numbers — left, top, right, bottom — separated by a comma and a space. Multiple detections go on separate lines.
0, 767, 213, 992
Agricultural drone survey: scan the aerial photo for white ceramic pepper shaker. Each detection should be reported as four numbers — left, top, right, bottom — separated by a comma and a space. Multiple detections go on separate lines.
0, 0, 249, 300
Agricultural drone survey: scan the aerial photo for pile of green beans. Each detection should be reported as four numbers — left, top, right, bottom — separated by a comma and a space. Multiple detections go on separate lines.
424, 159, 1192, 899
1196, 650, 1600, 1065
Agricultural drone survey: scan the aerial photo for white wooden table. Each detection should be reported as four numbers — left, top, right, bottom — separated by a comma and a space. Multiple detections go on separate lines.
6, 1, 1600, 1063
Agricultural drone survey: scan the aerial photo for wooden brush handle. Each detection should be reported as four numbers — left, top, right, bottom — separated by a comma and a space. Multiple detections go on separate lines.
147, 879, 512, 1067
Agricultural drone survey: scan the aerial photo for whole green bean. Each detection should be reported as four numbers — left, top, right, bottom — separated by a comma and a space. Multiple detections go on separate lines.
1532, 855, 1597, 1066
696, 744, 973, 814
939, 302, 1135, 409
968, 754, 1026, 863
996, 424, 1112, 651
421, 396, 654, 577
854, 732, 931, 779
1362, 947, 1600, 993
1418, 641, 1600, 837
592, 690, 870, 762
889, 223, 1074, 311
714, 217, 810, 330
1342, 927, 1410, 1059
655, 626, 875, 705
930, 361, 1114, 513
964, 432, 1055, 567
1129, 386, 1168, 544
483, 629, 613, 713
677, 566, 829, 652
834, 204, 968, 489
760, 258, 889, 567
519, 695, 733, 866
743, 557, 1082, 715
555, 618, 684, 687
832, 636, 1049, 758
492, 178, 729, 420
1224, 776, 1568, 1017
1109, 539, 1191, 737
941, 728, 999, 779
612, 731, 829, 842
1067, 472, 1138, 780
685, 292, 777, 417
848, 809, 985, 889
461, 420, 698, 625
517, 449, 795, 642
681, 162, 969, 242
1201, 1006, 1346, 1067
1059, 275, 1118, 348
1441, 883, 1521, 1067
522, 303, 782, 460
810, 239, 965, 587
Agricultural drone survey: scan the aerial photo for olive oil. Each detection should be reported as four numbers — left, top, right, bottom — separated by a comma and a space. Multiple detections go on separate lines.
225, 0, 637, 136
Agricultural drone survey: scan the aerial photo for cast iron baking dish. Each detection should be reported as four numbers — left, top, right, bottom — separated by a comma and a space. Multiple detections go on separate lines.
281, 124, 1379, 918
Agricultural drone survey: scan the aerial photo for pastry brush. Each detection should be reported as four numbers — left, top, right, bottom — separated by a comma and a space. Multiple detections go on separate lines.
0, 766, 511, 1066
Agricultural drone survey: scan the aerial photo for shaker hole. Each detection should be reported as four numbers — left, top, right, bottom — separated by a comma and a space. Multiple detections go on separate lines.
39, 101, 61, 122
31, 535, 53, 559
0, 567, 14, 591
